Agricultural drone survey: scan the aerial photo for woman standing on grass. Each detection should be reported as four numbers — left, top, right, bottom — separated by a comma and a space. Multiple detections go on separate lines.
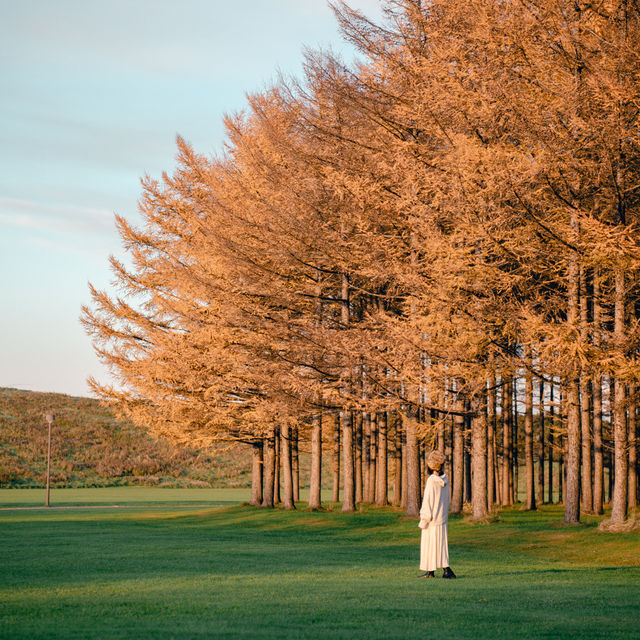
418, 450, 456, 579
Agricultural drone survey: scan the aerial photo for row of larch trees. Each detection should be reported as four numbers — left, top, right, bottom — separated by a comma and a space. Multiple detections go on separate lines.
83, 0, 640, 526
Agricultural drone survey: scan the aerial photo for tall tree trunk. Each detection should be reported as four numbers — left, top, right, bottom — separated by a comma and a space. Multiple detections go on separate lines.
558, 387, 565, 504
464, 423, 472, 504
502, 378, 514, 505
363, 412, 371, 502
445, 382, 453, 471
471, 398, 488, 520
355, 411, 363, 504
512, 379, 518, 504
369, 413, 378, 503
558, 448, 564, 504
488, 368, 497, 511
339, 266, 354, 513
404, 406, 421, 517
309, 411, 323, 510
281, 424, 295, 510
437, 395, 446, 452
417, 438, 422, 497
537, 378, 545, 505
451, 389, 465, 514
592, 271, 604, 515
250, 441, 263, 507
565, 213, 582, 523
580, 266, 593, 513
501, 375, 511, 505
524, 359, 536, 510
274, 425, 281, 505
610, 2, 629, 523
401, 431, 408, 509
607, 377, 614, 504
566, 377, 581, 523
611, 270, 629, 524
292, 426, 299, 503
592, 376, 604, 514
628, 392, 637, 511
341, 410, 356, 512
392, 420, 402, 506
332, 413, 340, 503
309, 267, 323, 511
495, 380, 502, 506
262, 429, 276, 508
375, 411, 389, 505
548, 381, 555, 504
607, 444, 614, 504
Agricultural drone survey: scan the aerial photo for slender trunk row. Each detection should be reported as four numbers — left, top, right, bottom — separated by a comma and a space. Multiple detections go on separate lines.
248, 372, 639, 522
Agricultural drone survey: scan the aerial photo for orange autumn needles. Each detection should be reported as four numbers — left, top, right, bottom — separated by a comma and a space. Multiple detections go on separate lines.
83, 1, 640, 525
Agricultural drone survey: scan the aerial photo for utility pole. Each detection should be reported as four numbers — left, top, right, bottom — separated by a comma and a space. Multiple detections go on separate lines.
44, 412, 55, 507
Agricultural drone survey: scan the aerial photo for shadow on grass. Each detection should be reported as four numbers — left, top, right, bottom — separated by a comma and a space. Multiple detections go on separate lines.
2, 504, 640, 639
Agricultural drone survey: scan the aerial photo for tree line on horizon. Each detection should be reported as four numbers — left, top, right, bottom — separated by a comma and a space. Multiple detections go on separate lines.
82, 0, 640, 526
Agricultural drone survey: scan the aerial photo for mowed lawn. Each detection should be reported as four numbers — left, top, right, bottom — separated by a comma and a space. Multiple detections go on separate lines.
1, 489, 639, 639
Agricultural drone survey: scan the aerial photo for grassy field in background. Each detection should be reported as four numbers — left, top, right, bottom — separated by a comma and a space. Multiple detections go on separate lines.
1, 492, 639, 639
0, 487, 252, 508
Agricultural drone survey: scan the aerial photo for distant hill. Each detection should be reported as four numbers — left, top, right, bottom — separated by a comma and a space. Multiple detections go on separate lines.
0, 388, 250, 488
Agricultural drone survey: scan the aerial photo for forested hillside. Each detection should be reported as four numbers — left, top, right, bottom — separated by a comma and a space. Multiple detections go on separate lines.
0, 388, 250, 488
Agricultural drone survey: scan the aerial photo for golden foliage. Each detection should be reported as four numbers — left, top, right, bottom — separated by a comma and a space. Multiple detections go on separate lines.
83, 0, 640, 451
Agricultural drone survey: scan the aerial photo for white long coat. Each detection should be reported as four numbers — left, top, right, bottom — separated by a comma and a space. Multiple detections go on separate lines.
418, 473, 450, 571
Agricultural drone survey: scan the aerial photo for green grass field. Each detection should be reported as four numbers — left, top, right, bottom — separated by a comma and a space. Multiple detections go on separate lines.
0, 487, 252, 508
1, 489, 639, 639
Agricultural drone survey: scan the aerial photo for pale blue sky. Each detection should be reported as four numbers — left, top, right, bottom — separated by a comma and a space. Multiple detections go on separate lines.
0, 0, 382, 397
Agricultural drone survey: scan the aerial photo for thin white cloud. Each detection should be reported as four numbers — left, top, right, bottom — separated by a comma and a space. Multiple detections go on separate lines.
0, 197, 115, 236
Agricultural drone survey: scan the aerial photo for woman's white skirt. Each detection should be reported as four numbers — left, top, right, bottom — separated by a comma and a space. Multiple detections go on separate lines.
419, 522, 449, 571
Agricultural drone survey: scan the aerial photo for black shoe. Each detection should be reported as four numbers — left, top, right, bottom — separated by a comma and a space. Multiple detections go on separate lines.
442, 567, 456, 579
418, 571, 435, 578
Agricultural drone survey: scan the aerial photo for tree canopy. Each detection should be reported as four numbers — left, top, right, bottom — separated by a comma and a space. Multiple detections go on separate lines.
83, 0, 640, 525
